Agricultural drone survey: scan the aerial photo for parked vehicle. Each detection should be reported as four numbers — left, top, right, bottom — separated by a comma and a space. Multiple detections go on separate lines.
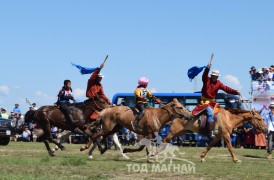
0, 117, 16, 145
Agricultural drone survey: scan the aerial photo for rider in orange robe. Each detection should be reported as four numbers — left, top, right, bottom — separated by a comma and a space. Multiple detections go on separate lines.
192, 63, 240, 138
86, 63, 111, 122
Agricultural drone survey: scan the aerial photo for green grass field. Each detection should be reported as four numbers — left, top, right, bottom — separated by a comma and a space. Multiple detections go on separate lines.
0, 142, 273, 180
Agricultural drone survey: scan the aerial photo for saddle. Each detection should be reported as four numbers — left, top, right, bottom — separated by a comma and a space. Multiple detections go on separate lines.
89, 105, 115, 122
126, 107, 140, 116
197, 103, 220, 135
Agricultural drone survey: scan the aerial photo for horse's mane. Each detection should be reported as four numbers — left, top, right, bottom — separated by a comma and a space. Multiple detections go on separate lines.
225, 108, 251, 115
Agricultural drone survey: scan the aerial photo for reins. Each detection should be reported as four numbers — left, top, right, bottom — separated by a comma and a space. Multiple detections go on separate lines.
163, 103, 192, 121
239, 95, 263, 130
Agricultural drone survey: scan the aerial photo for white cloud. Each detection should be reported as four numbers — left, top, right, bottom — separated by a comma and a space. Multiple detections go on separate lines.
74, 88, 86, 99
222, 74, 242, 90
0, 85, 10, 95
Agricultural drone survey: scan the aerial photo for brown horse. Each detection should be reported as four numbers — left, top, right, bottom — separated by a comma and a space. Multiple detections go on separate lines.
81, 98, 192, 161
24, 98, 108, 156
163, 108, 268, 162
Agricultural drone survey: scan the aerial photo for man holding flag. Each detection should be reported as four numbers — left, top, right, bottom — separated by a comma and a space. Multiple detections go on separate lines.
85, 63, 111, 105
72, 55, 111, 122
189, 54, 241, 138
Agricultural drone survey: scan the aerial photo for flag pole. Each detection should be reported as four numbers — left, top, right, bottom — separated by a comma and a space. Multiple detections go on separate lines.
209, 53, 214, 65
102, 55, 108, 65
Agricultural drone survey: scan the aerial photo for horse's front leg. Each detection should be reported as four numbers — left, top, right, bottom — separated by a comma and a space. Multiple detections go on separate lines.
99, 136, 110, 155
80, 139, 94, 151
223, 133, 241, 163
44, 139, 55, 156
146, 133, 155, 163
123, 145, 145, 153
87, 137, 102, 159
200, 134, 222, 162
50, 138, 65, 151
112, 133, 129, 159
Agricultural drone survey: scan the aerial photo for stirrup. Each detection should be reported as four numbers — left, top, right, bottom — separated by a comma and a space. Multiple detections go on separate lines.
131, 120, 142, 132
131, 121, 136, 131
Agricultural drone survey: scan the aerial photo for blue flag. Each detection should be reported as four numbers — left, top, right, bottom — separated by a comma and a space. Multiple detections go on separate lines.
187, 66, 207, 81
71, 63, 100, 75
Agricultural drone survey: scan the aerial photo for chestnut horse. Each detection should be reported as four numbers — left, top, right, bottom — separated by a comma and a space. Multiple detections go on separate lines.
81, 98, 192, 161
163, 108, 268, 162
24, 98, 108, 156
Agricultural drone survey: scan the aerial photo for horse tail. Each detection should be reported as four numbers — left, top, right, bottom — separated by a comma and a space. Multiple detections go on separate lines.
24, 110, 36, 124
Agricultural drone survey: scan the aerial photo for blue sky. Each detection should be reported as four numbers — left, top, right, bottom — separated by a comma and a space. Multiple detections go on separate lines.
0, 1, 274, 113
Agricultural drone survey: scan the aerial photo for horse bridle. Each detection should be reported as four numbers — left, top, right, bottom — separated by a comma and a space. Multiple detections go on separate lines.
249, 111, 263, 131
164, 104, 192, 120
239, 95, 264, 131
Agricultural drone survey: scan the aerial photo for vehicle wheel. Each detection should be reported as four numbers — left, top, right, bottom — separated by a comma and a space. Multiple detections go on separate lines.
0, 137, 10, 145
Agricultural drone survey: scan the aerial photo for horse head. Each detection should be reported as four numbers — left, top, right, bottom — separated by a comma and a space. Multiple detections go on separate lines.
163, 98, 193, 120
249, 110, 268, 134
24, 110, 36, 124
83, 98, 109, 110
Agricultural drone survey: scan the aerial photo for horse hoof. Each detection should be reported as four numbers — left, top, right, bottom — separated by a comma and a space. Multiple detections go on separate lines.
49, 151, 55, 156
147, 159, 154, 163
88, 155, 93, 160
80, 146, 86, 151
200, 158, 205, 162
51, 148, 56, 152
234, 159, 241, 163
122, 154, 130, 159
60, 146, 66, 151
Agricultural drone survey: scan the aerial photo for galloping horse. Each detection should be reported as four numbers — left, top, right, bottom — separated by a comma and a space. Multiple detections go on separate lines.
163, 108, 268, 162
80, 99, 192, 161
24, 98, 108, 156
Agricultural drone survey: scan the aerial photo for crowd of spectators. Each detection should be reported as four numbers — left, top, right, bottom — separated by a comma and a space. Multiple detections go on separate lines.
117, 128, 138, 146
249, 65, 274, 81
232, 123, 267, 149
0, 102, 41, 142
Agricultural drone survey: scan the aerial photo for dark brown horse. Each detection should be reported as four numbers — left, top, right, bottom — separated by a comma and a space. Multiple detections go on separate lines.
162, 108, 268, 162
24, 98, 108, 156
81, 98, 192, 162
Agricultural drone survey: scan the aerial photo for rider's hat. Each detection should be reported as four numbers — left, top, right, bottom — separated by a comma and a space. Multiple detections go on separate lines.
211, 70, 220, 77
269, 102, 274, 108
97, 73, 104, 78
250, 66, 256, 71
138, 77, 149, 85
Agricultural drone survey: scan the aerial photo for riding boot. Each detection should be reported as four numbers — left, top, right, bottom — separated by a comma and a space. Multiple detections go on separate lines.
68, 114, 77, 124
208, 122, 215, 138
131, 114, 142, 131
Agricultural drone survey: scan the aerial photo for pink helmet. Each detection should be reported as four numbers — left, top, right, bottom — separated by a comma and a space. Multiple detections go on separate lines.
138, 77, 149, 85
